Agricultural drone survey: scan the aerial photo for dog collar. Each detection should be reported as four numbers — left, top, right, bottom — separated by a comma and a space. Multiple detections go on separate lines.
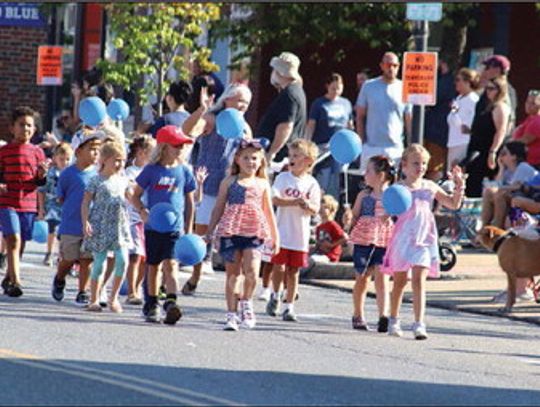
492, 231, 516, 253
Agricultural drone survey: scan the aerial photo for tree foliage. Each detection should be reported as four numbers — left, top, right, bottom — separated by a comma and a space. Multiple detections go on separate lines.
97, 3, 220, 113
212, 3, 478, 69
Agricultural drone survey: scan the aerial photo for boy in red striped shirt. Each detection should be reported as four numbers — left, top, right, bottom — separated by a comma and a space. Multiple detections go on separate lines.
0, 106, 49, 297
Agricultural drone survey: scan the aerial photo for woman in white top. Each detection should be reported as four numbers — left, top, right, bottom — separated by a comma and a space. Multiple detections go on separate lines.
446, 68, 480, 169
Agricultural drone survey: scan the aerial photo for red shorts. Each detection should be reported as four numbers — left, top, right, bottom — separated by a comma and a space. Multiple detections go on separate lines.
271, 248, 308, 268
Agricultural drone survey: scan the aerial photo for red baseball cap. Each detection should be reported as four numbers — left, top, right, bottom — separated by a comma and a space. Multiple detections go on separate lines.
483, 55, 511, 73
156, 125, 194, 147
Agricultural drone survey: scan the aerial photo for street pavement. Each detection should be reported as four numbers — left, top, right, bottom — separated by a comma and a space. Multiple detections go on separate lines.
303, 247, 540, 325
0, 242, 540, 405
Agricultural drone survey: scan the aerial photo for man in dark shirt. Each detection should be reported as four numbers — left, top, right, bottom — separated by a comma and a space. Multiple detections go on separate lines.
256, 52, 307, 163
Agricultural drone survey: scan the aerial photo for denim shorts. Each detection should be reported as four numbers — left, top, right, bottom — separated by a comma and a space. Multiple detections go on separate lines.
145, 229, 180, 266
353, 244, 386, 275
0, 208, 35, 241
219, 236, 263, 263
47, 219, 60, 234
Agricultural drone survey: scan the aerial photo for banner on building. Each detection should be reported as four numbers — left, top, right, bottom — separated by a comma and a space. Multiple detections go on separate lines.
37, 46, 63, 86
0, 3, 46, 28
402, 51, 438, 106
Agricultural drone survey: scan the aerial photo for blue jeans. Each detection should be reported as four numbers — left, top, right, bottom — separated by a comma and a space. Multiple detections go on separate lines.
315, 158, 343, 200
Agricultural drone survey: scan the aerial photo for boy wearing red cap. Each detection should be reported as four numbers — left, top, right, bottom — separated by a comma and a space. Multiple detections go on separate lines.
131, 125, 196, 324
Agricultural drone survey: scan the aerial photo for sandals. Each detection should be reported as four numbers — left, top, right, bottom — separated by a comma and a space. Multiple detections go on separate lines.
181, 280, 197, 296
86, 303, 102, 312
125, 295, 143, 305
109, 300, 123, 313
352, 316, 369, 331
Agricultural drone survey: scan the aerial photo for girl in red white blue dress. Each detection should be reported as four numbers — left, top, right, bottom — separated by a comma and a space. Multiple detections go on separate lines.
345, 156, 395, 333
206, 139, 279, 331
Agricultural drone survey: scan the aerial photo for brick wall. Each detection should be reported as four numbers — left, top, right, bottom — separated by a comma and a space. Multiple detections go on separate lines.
0, 26, 48, 140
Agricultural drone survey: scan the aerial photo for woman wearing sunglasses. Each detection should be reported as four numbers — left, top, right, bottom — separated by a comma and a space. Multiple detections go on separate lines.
465, 76, 510, 197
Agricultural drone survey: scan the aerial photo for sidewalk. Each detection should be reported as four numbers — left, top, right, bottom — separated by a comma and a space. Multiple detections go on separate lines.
302, 247, 540, 325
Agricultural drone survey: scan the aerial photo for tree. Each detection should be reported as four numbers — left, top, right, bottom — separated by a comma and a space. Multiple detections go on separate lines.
97, 3, 220, 116
212, 3, 478, 70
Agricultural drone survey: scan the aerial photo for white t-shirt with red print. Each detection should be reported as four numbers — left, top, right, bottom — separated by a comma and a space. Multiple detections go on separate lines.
272, 171, 321, 252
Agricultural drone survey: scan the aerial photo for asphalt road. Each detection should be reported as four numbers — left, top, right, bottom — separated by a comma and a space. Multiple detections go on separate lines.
0, 243, 539, 406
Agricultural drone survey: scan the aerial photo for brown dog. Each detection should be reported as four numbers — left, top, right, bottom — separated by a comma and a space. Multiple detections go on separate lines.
476, 225, 539, 312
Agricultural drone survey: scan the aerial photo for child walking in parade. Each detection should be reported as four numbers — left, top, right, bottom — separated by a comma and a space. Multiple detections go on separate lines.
0, 106, 49, 297
382, 144, 465, 340
38, 142, 73, 267
206, 139, 279, 331
132, 125, 196, 324
312, 194, 347, 264
52, 131, 101, 305
81, 142, 132, 313
267, 139, 321, 322
124, 135, 156, 305
344, 156, 395, 332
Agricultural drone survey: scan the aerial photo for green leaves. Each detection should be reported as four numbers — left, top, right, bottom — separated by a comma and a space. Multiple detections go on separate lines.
97, 3, 220, 111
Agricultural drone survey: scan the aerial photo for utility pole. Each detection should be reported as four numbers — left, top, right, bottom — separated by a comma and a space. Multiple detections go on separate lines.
411, 20, 429, 145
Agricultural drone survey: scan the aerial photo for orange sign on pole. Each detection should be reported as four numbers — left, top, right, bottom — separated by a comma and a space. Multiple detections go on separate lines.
402, 51, 438, 106
36, 46, 63, 86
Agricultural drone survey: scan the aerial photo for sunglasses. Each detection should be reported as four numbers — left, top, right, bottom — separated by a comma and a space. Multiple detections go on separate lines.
383, 62, 399, 68
528, 90, 540, 97
239, 139, 264, 150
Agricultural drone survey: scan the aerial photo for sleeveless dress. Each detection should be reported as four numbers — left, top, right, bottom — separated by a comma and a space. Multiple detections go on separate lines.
381, 182, 440, 278
82, 174, 133, 253
216, 178, 271, 241
349, 193, 393, 248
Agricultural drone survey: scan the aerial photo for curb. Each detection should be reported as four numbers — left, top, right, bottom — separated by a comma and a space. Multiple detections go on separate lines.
301, 279, 540, 327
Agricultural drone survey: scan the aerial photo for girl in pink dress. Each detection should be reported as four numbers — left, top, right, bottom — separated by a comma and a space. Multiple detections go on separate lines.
345, 156, 395, 333
382, 144, 465, 340
206, 139, 279, 331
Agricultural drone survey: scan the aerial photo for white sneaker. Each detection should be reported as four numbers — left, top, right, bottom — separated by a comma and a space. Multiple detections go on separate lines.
388, 318, 403, 337
240, 300, 256, 329
516, 289, 535, 303
99, 286, 108, 307
224, 312, 239, 331
201, 260, 215, 275
412, 322, 428, 340
257, 286, 271, 302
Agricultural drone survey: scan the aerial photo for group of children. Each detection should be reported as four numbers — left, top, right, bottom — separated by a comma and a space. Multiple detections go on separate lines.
0, 104, 467, 340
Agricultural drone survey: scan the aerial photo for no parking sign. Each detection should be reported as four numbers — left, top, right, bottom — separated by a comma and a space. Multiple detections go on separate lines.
402, 51, 438, 106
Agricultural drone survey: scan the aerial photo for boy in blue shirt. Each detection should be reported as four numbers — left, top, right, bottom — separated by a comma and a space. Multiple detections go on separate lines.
132, 125, 196, 324
51, 132, 101, 305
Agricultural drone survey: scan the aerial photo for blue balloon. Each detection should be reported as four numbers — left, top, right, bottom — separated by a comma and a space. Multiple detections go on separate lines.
216, 108, 245, 139
107, 98, 130, 121
32, 220, 48, 244
382, 185, 413, 216
148, 202, 179, 233
329, 129, 362, 164
79, 96, 107, 127
175, 234, 207, 266
119, 279, 128, 296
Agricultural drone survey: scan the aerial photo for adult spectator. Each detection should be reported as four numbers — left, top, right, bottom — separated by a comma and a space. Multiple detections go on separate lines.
480, 141, 536, 229
465, 76, 510, 197
478, 55, 517, 136
356, 69, 370, 95
149, 81, 193, 137
257, 52, 307, 163
355, 52, 412, 173
305, 73, 354, 200
512, 90, 540, 168
424, 58, 456, 180
446, 68, 481, 170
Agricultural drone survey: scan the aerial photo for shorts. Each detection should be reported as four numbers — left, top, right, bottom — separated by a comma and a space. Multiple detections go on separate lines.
47, 219, 60, 235
219, 236, 263, 264
129, 222, 146, 257
59, 234, 93, 262
195, 194, 217, 226
353, 244, 386, 275
145, 229, 180, 266
271, 248, 308, 269
0, 208, 36, 241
